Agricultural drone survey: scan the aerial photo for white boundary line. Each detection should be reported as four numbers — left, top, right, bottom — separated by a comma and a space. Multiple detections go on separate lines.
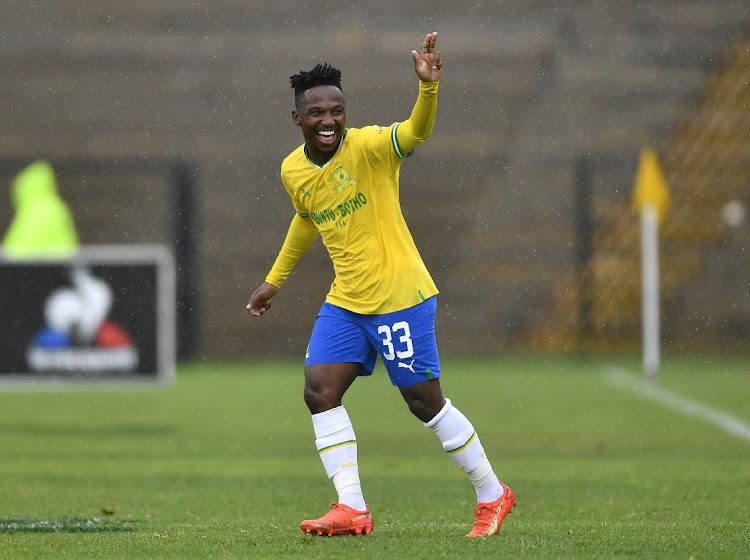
607, 368, 750, 443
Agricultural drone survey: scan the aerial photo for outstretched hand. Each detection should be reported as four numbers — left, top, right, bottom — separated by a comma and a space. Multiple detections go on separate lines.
412, 32, 443, 82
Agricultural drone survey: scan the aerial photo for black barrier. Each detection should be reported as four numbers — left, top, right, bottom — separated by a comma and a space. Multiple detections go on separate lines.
0, 246, 175, 384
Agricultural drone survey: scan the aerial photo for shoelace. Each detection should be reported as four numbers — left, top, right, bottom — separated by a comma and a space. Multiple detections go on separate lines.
473, 502, 497, 525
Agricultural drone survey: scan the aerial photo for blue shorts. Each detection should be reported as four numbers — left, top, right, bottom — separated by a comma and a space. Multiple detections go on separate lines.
305, 296, 441, 387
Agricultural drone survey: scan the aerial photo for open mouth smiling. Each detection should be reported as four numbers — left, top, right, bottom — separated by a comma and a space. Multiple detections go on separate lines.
317, 130, 337, 145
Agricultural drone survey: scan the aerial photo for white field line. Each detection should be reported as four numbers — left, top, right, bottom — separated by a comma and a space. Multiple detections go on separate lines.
606, 368, 750, 443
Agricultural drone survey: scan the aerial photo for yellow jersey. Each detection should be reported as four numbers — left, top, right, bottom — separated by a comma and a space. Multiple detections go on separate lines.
268, 81, 440, 314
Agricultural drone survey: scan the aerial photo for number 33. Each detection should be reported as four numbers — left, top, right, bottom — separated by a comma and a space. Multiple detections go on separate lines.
377, 321, 414, 361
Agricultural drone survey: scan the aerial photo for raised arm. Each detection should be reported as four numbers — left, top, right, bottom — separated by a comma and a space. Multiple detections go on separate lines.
397, 32, 444, 154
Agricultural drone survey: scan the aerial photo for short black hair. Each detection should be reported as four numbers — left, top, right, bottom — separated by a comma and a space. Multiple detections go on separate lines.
290, 63, 343, 109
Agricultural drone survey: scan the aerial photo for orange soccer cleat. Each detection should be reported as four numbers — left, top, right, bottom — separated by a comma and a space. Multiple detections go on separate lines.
300, 502, 373, 536
466, 483, 516, 538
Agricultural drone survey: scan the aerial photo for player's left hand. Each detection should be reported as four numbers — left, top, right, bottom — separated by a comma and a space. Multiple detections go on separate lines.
412, 32, 443, 82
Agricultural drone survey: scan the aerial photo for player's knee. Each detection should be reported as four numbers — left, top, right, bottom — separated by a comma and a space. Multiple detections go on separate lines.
303, 382, 323, 412
404, 394, 443, 423
303, 363, 359, 413
405, 398, 427, 421
303, 381, 340, 414
400, 379, 445, 422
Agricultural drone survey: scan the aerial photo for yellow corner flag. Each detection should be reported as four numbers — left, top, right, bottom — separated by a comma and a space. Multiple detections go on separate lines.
633, 146, 671, 224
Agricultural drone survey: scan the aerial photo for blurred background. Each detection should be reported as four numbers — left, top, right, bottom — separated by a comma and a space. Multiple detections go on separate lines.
1, 0, 749, 361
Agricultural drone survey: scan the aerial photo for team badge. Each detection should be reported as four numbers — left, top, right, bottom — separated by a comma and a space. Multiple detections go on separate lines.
333, 167, 358, 193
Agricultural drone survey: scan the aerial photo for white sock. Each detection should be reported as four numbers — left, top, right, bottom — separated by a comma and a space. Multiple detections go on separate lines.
312, 406, 367, 511
425, 398, 504, 503
467, 459, 504, 503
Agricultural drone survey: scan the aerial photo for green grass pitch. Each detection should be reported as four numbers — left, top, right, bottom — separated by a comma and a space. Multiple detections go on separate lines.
0, 354, 748, 559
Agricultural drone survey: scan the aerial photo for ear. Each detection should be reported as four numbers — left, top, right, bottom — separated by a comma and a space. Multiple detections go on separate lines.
292, 110, 301, 126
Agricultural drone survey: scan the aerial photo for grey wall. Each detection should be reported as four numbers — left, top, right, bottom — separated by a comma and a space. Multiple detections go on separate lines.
1, 1, 748, 358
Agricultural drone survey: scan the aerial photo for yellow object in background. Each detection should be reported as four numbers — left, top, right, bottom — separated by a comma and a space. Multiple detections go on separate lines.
633, 146, 671, 225
2, 159, 79, 258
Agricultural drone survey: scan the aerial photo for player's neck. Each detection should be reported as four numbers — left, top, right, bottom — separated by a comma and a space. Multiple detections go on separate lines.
304, 144, 338, 167
306, 147, 334, 166
304, 132, 345, 167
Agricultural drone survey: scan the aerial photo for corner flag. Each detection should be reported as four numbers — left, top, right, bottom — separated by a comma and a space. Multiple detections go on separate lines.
633, 147, 670, 380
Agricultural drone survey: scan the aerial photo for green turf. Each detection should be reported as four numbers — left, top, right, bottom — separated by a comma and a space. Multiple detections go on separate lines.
0, 354, 748, 559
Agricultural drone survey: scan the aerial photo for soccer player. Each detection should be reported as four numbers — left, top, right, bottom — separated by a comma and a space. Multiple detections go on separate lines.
247, 32, 515, 538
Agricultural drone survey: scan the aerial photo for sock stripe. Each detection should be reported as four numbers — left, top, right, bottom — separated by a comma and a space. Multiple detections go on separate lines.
446, 431, 476, 454
318, 440, 357, 454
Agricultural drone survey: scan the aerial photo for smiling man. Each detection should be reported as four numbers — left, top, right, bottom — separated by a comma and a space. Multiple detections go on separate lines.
247, 32, 516, 538
292, 77, 346, 162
